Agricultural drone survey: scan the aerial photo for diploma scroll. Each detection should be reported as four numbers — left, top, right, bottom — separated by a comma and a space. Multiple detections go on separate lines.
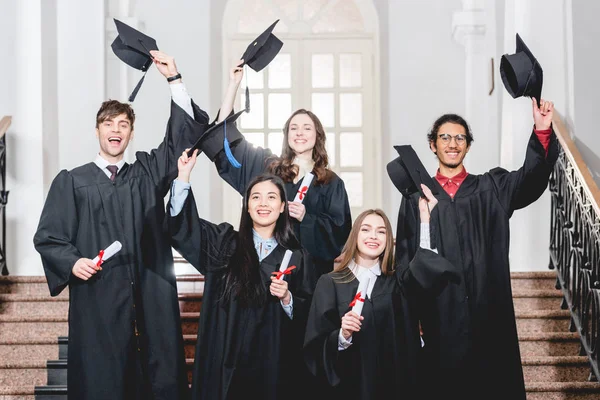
293, 172, 314, 203
273, 249, 296, 280
92, 241, 123, 266
350, 275, 371, 316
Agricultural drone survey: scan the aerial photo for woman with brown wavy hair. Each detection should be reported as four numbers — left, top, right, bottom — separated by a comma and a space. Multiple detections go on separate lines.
200, 61, 352, 277
303, 185, 458, 400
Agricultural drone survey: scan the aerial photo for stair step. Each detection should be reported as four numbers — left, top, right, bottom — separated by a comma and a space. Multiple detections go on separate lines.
0, 343, 58, 362
516, 309, 571, 333
0, 385, 35, 400
518, 332, 581, 357
0, 360, 46, 386
34, 385, 66, 400
178, 293, 203, 312
512, 289, 564, 311
522, 356, 592, 382
525, 381, 600, 400
511, 271, 558, 291
0, 294, 68, 318
0, 276, 49, 295
0, 321, 67, 342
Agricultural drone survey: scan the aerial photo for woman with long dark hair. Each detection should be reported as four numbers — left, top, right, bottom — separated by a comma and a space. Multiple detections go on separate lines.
303, 185, 458, 400
198, 61, 352, 276
168, 149, 316, 400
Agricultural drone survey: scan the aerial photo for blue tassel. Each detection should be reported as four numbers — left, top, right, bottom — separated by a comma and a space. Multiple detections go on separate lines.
223, 121, 241, 168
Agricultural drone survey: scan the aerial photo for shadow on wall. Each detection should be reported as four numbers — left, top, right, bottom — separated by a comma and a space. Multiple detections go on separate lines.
574, 139, 600, 189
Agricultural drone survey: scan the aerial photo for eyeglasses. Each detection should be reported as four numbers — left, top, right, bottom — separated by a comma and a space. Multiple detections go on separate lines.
438, 133, 467, 145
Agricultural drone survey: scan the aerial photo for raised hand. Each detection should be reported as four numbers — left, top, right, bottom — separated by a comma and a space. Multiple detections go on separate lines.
418, 183, 438, 223
149, 50, 180, 81
177, 148, 198, 183
230, 59, 244, 86
532, 97, 554, 130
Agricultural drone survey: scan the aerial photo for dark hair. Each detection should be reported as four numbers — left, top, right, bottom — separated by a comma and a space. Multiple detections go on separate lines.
266, 109, 333, 185
427, 114, 474, 147
333, 209, 395, 283
222, 173, 300, 306
96, 100, 135, 129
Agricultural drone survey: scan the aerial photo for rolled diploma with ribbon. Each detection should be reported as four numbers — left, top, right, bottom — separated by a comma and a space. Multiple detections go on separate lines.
350, 275, 371, 316
92, 241, 122, 266
293, 172, 314, 203
275, 249, 295, 280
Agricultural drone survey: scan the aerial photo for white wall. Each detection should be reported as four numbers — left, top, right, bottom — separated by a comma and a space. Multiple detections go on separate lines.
130, 0, 215, 219
572, 1, 600, 186
384, 0, 466, 227
0, 0, 16, 116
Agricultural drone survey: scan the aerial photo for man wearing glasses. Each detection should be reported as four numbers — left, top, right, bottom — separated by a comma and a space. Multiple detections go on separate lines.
395, 98, 558, 400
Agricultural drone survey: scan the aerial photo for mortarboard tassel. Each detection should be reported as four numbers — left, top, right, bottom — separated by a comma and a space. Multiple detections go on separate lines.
128, 71, 147, 102
223, 120, 242, 168
244, 68, 250, 112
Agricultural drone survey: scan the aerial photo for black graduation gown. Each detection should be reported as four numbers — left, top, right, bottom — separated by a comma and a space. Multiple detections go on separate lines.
394, 130, 559, 400
33, 100, 210, 400
303, 248, 458, 400
210, 136, 352, 276
167, 190, 317, 400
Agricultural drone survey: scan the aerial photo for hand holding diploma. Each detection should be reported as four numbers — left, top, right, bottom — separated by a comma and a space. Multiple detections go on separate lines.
341, 275, 371, 339
72, 241, 122, 281
288, 172, 314, 222
270, 250, 295, 304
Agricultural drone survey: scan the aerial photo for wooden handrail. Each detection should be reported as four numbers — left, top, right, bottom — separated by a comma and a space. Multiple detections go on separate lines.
552, 112, 600, 216
0, 116, 11, 139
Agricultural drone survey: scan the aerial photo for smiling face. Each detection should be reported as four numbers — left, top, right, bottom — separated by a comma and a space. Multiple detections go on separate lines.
247, 180, 286, 232
430, 122, 470, 170
96, 113, 134, 163
287, 113, 317, 158
356, 213, 387, 263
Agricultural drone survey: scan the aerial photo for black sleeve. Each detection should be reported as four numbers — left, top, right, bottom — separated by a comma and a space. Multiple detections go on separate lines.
213, 135, 275, 196
395, 194, 421, 269
298, 177, 352, 263
303, 274, 345, 387
489, 129, 558, 216
136, 100, 210, 196
397, 247, 460, 296
33, 170, 82, 296
167, 188, 236, 275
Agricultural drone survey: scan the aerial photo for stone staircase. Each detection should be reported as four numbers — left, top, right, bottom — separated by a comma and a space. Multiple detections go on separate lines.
1, 271, 599, 399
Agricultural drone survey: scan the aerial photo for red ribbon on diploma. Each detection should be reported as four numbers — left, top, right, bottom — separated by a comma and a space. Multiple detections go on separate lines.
349, 291, 365, 307
297, 186, 308, 200
96, 250, 104, 267
272, 265, 296, 280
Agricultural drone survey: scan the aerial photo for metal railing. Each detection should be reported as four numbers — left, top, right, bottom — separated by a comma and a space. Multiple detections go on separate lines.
548, 113, 600, 382
0, 116, 9, 276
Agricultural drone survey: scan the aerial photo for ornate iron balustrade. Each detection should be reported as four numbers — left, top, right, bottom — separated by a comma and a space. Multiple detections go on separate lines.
548, 115, 600, 382
0, 116, 9, 276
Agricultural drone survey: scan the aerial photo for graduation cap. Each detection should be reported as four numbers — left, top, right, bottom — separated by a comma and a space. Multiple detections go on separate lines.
237, 20, 283, 113
111, 18, 159, 102
186, 110, 245, 167
387, 145, 438, 198
198, 20, 282, 168
500, 33, 543, 108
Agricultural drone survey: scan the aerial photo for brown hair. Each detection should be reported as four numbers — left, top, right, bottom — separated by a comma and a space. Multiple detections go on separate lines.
333, 209, 395, 282
95, 100, 135, 129
266, 109, 332, 185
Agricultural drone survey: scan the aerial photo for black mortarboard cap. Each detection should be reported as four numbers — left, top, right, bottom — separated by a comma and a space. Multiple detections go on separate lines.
240, 20, 283, 73
500, 33, 543, 108
111, 18, 159, 102
387, 145, 438, 198
186, 110, 245, 167
238, 20, 283, 113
